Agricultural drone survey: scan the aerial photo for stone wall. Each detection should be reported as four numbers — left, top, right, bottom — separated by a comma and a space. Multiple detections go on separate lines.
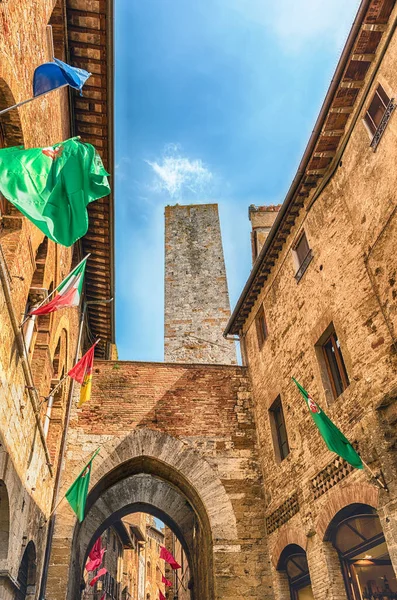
0, 1, 79, 598
240, 12, 397, 600
164, 204, 236, 365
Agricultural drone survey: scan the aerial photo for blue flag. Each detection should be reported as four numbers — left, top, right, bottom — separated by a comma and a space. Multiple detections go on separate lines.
33, 58, 91, 97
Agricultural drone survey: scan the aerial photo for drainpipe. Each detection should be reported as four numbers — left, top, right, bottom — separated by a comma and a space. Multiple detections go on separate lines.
39, 298, 113, 600
0, 245, 53, 475
39, 301, 86, 600
23, 314, 36, 355
42, 394, 54, 439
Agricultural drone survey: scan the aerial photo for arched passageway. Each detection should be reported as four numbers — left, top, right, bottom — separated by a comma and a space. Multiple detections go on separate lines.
16, 541, 36, 600
0, 480, 10, 559
70, 460, 213, 599
52, 429, 245, 600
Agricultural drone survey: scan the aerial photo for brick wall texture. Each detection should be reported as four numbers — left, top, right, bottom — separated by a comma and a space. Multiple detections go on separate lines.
48, 362, 270, 600
164, 204, 237, 365
240, 8, 397, 600
2, 2, 397, 600
0, 2, 79, 599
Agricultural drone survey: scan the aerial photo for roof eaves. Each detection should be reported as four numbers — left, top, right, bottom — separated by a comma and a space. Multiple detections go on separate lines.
224, 0, 375, 337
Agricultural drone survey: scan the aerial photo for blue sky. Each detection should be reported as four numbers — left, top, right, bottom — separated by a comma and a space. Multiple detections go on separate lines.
115, 0, 360, 362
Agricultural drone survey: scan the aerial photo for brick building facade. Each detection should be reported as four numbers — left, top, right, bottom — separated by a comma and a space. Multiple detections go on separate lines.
226, 1, 397, 598
2, 1, 397, 600
0, 1, 114, 599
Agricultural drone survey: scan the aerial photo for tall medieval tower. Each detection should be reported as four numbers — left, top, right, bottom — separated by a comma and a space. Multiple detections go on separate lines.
164, 204, 237, 364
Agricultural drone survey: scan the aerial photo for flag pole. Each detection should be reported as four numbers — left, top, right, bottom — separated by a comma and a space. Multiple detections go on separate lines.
43, 446, 100, 524
361, 459, 388, 491
39, 299, 111, 600
0, 84, 69, 116
47, 373, 70, 399
20, 253, 90, 328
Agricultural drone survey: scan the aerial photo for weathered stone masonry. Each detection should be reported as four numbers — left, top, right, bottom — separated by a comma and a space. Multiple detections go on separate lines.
226, 1, 397, 598
164, 204, 237, 365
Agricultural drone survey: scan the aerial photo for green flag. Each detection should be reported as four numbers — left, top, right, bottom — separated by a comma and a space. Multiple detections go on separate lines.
0, 137, 110, 247
65, 448, 100, 522
292, 378, 363, 469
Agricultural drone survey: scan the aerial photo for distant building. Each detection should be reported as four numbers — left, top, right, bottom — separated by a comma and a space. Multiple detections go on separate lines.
164, 528, 190, 600
164, 204, 236, 365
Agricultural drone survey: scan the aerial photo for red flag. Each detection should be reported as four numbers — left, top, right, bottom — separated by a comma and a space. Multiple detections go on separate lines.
68, 342, 97, 384
86, 537, 105, 572
160, 546, 181, 570
159, 591, 166, 600
89, 567, 107, 587
100, 594, 106, 600
162, 574, 172, 587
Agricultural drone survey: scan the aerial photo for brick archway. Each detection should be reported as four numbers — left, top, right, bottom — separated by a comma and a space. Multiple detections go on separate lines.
75, 429, 238, 542
0, 78, 24, 147
316, 483, 379, 541
271, 525, 308, 569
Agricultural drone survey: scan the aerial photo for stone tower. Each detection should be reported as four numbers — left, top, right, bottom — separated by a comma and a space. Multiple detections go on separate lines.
248, 204, 280, 264
164, 203, 237, 364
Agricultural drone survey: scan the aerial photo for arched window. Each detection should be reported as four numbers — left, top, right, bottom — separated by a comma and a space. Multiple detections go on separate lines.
147, 561, 151, 577
31, 237, 49, 288
0, 480, 10, 559
16, 541, 36, 600
45, 328, 68, 461
0, 79, 24, 221
278, 544, 314, 600
328, 504, 397, 599
48, 0, 66, 61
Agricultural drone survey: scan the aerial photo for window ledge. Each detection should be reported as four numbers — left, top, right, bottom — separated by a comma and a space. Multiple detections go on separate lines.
370, 98, 396, 151
295, 249, 313, 282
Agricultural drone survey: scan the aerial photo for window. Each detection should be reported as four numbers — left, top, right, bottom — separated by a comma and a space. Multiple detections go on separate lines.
147, 561, 151, 577
279, 545, 314, 600
269, 396, 290, 462
321, 327, 349, 400
328, 505, 397, 600
365, 84, 390, 136
293, 231, 312, 282
255, 305, 268, 347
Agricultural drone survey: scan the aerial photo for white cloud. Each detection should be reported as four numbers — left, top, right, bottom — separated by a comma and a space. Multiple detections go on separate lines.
227, 0, 360, 51
145, 145, 213, 199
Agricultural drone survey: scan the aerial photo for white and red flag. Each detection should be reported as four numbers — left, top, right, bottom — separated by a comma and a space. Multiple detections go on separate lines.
30, 255, 88, 316
160, 546, 181, 570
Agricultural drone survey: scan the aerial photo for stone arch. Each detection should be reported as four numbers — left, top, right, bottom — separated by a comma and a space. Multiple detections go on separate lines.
0, 78, 24, 148
316, 483, 379, 541
16, 541, 37, 600
81, 429, 238, 542
0, 78, 24, 222
61, 429, 239, 600
0, 480, 10, 559
271, 525, 308, 569
45, 325, 69, 463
